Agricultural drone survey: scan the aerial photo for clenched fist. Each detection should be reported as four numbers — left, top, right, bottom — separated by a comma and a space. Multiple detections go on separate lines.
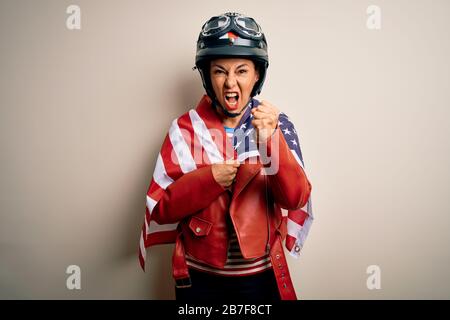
211, 159, 240, 189
251, 100, 280, 142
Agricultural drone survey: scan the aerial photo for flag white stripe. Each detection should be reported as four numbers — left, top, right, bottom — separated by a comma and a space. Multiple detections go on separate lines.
189, 109, 224, 164
148, 220, 178, 234
298, 212, 313, 246
307, 196, 314, 218
153, 153, 173, 189
146, 195, 158, 215
144, 215, 149, 233
288, 198, 313, 258
301, 202, 308, 212
298, 198, 314, 243
169, 118, 197, 173
287, 217, 303, 239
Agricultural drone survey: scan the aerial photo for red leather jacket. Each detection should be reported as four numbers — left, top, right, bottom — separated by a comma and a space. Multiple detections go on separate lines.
151, 122, 312, 299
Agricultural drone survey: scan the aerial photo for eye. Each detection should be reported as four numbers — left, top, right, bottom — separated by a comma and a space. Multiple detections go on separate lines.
238, 69, 248, 74
213, 69, 225, 75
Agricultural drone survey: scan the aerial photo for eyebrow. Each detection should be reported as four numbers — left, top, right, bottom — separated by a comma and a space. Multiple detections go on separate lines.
211, 63, 249, 70
236, 63, 249, 69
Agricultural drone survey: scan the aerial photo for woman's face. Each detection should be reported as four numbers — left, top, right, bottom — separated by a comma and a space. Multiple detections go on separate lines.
209, 58, 259, 115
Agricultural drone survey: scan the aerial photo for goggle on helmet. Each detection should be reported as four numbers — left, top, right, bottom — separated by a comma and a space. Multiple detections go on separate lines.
195, 12, 269, 99
201, 13, 263, 39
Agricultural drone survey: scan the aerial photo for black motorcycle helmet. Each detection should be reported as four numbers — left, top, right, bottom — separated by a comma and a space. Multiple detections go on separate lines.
195, 12, 269, 117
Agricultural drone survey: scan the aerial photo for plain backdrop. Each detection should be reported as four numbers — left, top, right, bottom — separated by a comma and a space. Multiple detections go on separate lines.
1, 0, 449, 299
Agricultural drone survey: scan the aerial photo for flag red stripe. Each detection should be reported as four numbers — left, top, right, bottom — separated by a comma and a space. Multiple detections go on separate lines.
160, 134, 183, 181
145, 230, 178, 246
288, 208, 308, 226
147, 179, 165, 203
285, 234, 296, 251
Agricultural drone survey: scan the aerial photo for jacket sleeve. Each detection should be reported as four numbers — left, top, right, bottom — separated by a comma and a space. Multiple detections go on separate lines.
257, 127, 312, 211
151, 165, 226, 224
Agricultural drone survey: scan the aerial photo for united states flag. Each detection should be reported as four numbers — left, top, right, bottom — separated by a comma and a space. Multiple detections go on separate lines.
139, 96, 313, 270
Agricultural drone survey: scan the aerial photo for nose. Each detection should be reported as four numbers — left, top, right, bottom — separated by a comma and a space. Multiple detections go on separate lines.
225, 73, 237, 88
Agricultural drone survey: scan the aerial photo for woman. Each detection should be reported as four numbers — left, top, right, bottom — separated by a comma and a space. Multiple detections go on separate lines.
139, 12, 313, 302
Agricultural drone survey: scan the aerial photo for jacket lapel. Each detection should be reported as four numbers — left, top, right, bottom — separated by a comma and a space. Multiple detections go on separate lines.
232, 161, 263, 200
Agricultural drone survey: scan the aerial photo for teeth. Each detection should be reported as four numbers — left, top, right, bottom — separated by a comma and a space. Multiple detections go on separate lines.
225, 92, 238, 106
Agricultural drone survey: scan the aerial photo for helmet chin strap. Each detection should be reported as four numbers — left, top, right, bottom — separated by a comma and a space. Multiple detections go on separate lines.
212, 96, 252, 119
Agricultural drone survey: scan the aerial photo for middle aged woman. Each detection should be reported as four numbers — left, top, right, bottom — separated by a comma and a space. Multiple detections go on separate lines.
139, 12, 313, 302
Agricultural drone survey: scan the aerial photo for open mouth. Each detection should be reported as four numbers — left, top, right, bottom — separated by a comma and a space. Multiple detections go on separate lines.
224, 92, 239, 109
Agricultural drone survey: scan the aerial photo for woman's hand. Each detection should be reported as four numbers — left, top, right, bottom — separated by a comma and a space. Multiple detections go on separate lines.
251, 100, 280, 142
211, 160, 240, 189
